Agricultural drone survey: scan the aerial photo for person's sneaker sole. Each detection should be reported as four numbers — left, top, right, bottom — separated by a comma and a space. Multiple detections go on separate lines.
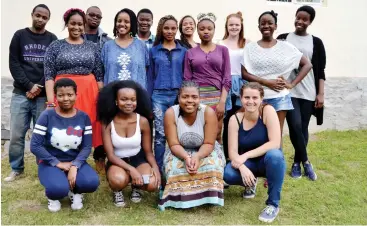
114, 202, 126, 207
306, 172, 317, 181
130, 198, 142, 203
48, 206, 61, 212
71, 204, 83, 210
242, 194, 255, 199
290, 174, 302, 179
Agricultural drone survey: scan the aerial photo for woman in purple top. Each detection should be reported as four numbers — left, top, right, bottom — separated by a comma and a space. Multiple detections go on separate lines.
184, 12, 231, 142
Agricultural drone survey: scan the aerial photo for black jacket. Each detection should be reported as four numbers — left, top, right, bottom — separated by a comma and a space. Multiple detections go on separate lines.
277, 33, 326, 125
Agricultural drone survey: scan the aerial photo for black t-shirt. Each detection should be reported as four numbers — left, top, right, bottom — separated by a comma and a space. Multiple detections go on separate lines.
9, 28, 57, 96
85, 34, 99, 43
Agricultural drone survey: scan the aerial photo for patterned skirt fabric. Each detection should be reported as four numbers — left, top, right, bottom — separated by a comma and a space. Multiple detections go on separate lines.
158, 142, 225, 211
199, 85, 221, 110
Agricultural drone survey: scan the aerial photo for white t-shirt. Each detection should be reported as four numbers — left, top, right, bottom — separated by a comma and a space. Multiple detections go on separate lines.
242, 40, 303, 99
286, 33, 316, 101
218, 40, 245, 75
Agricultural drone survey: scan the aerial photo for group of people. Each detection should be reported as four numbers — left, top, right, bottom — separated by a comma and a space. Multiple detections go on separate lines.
5, 3, 326, 223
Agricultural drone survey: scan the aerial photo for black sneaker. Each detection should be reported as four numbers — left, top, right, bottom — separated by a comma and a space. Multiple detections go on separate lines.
291, 163, 302, 179
113, 191, 126, 207
242, 179, 257, 199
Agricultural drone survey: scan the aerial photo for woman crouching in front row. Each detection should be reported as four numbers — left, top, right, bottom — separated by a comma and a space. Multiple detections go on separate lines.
97, 80, 161, 207
224, 82, 286, 223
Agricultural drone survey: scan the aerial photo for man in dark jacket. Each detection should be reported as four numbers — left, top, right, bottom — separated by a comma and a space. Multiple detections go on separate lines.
5, 4, 57, 182
84, 6, 111, 49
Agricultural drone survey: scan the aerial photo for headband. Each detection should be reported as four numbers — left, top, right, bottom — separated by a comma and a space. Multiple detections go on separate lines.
197, 12, 216, 24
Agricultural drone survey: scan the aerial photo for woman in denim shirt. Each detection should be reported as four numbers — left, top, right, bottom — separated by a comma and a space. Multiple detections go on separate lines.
147, 15, 187, 176
101, 8, 149, 89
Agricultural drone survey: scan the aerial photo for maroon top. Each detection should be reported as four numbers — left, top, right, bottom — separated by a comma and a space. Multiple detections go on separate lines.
184, 45, 231, 92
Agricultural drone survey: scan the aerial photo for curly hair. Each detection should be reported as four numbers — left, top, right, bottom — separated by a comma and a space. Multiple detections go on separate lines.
178, 15, 196, 49
222, 12, 246, 48
258, 10, 278, 25
97, 80, 152, 125
153, 15, 178, 47
113, 8, 137, 37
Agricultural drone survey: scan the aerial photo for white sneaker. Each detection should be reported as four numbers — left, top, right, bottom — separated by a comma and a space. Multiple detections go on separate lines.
4, 171, 23, 182
48, 199, 61, 212
68, 191, 83, 210
113, 191, 126, 207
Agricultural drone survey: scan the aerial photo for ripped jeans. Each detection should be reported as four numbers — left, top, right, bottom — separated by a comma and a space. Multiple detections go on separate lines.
151, 89, 178, 173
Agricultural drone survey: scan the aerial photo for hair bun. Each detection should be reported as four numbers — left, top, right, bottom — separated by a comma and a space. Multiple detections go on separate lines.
236, 11, 243, 17
270, 10, 278, 17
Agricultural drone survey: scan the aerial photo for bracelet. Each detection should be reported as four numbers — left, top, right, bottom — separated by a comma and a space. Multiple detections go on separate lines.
46, 102, 56, 107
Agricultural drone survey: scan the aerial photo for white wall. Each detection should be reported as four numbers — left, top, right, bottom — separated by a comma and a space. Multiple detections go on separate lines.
1, 0, 367, 79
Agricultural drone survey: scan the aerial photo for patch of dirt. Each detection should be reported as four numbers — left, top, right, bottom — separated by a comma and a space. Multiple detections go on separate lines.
8, 200, 43, 212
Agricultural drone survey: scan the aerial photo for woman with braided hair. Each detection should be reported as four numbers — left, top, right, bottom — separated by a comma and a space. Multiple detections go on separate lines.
44, 8, 104, 164
148, 15, 187, 177
178, 15, 197, 49
184, 12, 231, 143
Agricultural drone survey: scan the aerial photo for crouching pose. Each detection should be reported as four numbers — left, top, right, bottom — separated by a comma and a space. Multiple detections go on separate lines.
31, 78, 99, 212
223, 82, 286, 223
97, 80, 161, 207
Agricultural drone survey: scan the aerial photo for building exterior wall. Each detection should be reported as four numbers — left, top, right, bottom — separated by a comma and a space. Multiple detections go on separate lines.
1, 0, 366, 132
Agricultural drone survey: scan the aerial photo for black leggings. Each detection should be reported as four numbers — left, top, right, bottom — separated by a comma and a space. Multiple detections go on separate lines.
286, 97, 315, 163
222, 95, 242, 161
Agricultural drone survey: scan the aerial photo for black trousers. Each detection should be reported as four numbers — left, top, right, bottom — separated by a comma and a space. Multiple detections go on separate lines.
286, 97, 315, 163
222, 95, 242, 161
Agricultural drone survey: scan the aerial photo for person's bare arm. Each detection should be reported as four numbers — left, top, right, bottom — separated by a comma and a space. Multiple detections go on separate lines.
287, 56, 313, 88
196, 106, 218, 159
241, 65, 284, 91
228, 115, 240, 161
164, 108, 190, 160
240, 105, 281, 160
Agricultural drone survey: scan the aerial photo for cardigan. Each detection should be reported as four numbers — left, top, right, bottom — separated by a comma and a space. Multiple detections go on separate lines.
277, 33, 326, 125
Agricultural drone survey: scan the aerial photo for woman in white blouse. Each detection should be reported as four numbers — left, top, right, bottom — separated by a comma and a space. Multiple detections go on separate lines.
241, 10, 312, 135
218, 11, 249, 161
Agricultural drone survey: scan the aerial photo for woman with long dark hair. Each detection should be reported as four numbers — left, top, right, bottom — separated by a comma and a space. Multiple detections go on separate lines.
101, 8, 149, 89
148, 15, 187, 176
277, 5, 325, 180
97, 80, 160, 207
184, 12, 231, 143
44, 8, 104, 168
178, 15, 197, 49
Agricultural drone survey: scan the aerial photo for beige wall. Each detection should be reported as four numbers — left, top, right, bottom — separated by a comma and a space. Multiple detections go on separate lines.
1, 0, 366, 79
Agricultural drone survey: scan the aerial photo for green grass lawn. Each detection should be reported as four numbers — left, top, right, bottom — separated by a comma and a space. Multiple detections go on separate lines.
2, 130, 367, 225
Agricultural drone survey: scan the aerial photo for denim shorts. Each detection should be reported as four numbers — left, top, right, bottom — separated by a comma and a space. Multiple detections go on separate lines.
263, 94, 294, 111
106, 149, 147, 172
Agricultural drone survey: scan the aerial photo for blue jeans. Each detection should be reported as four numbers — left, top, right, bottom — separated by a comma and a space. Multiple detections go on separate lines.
223, 149, 286, 207
9, 93, 46, 172
152, 89, 178, 172
38, 162, 99, 200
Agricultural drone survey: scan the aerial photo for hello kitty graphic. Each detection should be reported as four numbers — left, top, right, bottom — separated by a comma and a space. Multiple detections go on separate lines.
50, 126, 83, 152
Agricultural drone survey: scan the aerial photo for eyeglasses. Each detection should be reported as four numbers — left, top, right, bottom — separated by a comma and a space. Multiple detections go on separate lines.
87, 13, 102, 19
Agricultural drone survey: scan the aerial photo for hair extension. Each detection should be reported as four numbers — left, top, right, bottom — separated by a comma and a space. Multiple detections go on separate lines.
97, 80, 152, 125
113, 8, 137, 37
258, 10, 278, 25
222, 12, 246, 48
153, 15, 178, 46
179, 15, 196, 49
54, 78, 77, 94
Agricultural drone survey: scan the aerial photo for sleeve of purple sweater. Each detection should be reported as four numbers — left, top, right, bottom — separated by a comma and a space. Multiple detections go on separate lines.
183, 50, 193, 81
30, 111, 60, 166
221, 46, 232, 92
71, 114, 93, 168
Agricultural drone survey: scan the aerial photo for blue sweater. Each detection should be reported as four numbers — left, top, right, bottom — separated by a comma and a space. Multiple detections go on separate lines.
30, 109, 92, 168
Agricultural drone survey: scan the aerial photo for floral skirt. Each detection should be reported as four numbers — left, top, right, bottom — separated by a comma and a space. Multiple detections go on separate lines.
158, 142, 225, 211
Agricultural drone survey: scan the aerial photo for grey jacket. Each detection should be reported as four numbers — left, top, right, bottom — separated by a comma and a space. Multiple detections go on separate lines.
83, 28, 112, 49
